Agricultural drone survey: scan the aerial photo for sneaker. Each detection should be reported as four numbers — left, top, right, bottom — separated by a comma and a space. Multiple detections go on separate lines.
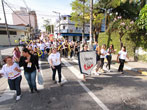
108, 70, 111, 72
100, 69, 105, 73
16, 95, 21, 101
52, 80, 57, 84
58, 82, 63, 86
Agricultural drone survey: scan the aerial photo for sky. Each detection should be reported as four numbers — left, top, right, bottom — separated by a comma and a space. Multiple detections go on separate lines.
0, 0, 74, 30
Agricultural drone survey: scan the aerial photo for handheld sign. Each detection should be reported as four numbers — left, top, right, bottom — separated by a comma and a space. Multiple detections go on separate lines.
78, 51, 97, 75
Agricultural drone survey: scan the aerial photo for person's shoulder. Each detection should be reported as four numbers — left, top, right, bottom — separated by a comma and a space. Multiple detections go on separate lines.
2, 64, 7, 68
118, 50, 122, 53
57, 52, 60, 54
49, 53, 53, 57
13, 63, 19, 67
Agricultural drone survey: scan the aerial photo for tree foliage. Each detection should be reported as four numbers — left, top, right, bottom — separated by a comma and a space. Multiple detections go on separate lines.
43, 19, 54, 34
137, 4, 147, 30
70, 0, 89, 27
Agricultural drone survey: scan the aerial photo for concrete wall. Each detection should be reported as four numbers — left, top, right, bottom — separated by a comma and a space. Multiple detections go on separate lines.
0, 30, 28, 46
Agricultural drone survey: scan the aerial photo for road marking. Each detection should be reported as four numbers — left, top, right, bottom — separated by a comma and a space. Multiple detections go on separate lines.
0, 60, 45, 102
62, 58, 110, 110
0, 87, 15, 103
62, 59, 83, 80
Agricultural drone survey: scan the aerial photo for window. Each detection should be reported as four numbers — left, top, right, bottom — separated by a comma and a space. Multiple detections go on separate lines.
63, 17, 66, 20
63, 26, 66, 29
0, 31, 17, 35
10, 31, 17, 35
21, 35, 24, 37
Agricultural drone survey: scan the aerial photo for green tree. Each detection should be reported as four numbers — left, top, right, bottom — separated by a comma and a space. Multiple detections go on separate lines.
70, 0, 89, 42
137, 4, 147, 30
43, 19, 54, 34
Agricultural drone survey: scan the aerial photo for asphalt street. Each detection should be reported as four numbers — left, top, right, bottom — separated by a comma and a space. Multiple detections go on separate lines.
0, 47, 147, 110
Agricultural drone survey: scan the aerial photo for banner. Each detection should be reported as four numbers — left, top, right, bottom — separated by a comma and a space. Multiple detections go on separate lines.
78, 51, 97, 75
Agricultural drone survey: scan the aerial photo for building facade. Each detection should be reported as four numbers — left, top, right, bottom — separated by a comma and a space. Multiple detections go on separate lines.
54, 15, 90, 41
0, 23, 29, 45
12, 7, 38, 36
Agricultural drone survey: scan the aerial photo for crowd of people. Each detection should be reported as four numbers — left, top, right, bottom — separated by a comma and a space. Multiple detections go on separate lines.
0, 36, 129, 101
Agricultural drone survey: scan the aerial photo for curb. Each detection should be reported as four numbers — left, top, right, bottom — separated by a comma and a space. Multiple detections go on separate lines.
138, 70, 147, 76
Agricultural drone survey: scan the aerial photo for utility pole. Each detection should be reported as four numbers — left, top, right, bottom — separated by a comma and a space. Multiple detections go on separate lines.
28, 11, 32, 40
89, 0, 93, 50
82, 0, 85, 44
2, 0, 11, 46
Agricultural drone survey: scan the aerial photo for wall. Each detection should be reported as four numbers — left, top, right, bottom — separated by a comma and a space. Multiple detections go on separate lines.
0, 29, 27, 46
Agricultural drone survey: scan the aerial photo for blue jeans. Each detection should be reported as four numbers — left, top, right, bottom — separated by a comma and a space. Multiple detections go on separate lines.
24, 70, 37, 90
41, 50, 45, 58
8, 76, 22, 96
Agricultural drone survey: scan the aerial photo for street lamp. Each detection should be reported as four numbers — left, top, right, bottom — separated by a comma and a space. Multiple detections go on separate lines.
52, 11, 61, 38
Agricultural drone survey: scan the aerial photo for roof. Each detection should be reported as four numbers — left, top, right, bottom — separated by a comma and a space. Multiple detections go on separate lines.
0, 24, 28, 31
60, 33, 89, 37
61, 15, 71, 18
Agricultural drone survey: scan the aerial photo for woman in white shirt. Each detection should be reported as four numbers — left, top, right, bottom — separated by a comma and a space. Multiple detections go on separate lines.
48, 47, 62, 85
117, 46, 129, 74
45, 39, 51, 54
38, 41, 46, 59
100, 44, 107, 72
0, 56, 22, 101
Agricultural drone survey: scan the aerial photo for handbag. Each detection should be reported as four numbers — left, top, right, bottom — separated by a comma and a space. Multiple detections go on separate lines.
37, 72, 43, 85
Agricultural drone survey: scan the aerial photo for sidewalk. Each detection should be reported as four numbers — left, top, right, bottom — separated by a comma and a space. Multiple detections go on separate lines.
112, 54, 147, 75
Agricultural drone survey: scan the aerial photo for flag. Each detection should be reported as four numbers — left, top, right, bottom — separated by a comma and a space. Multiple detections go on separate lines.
78, 51, 97, 75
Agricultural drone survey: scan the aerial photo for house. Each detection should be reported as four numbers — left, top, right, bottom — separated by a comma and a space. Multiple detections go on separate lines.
54, 15, 90, 41
12, 7, 38, 38
0, 23, 29, 46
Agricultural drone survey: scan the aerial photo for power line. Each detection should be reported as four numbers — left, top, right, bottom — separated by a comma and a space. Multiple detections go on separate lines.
3, 0, 29, 24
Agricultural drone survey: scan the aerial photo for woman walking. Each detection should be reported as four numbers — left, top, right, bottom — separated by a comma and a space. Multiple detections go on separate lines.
13, 46, 21, 62
95, 45, 101, 74
19, 48, 40, 93
100, 44, 107, 73
106, 44, 115, 72
48, 47, 62, 86
70, 42, 74, 59
117, 46, 129, 74
0, 56, 22, 101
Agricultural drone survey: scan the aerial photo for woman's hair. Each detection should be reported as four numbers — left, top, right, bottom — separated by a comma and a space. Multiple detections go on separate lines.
22, 48, 31, 54
122, 46, 126, 52
110, 44, 114, 50
96, 45, 101, 55
102, 44, 106, 49
3, 56, 12, 63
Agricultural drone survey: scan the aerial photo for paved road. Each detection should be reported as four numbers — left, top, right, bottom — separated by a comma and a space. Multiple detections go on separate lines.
0, 47, 147, 110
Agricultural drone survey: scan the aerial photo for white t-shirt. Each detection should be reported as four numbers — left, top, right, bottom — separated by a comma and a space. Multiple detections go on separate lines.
100, 49, 107, 58
39, 43, 46, 50
48, 52, 61, 66
32, 44, 37, 50
0, 63, 21, 79
118, 51, 127, 60
45, 42, 51, 49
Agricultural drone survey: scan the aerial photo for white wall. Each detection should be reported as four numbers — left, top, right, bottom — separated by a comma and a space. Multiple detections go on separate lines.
54, 15, 90, 34
0, 30, 28, 46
